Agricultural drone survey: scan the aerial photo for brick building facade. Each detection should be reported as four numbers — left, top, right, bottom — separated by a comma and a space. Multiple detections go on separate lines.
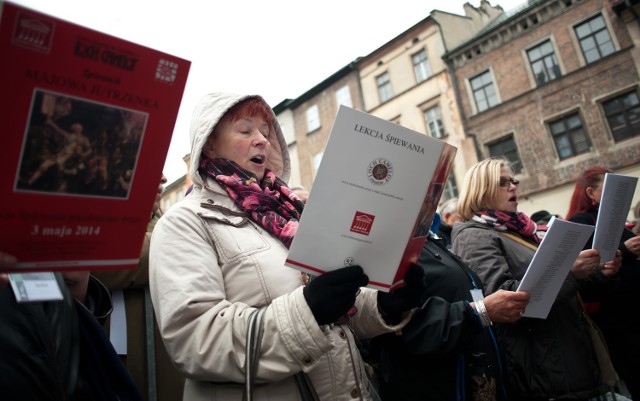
445, 0, 640, 216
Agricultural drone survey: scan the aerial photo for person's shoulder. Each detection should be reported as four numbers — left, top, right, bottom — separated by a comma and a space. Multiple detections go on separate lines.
155, 196, 203, 230
451, 220, 488, 236
567, 211, 595, 225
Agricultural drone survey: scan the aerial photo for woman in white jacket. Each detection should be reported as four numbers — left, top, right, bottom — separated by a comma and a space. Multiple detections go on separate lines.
149, 92, 423, 401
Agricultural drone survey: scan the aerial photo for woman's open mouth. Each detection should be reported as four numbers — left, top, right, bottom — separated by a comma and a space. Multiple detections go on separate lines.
250, 155, 265, 165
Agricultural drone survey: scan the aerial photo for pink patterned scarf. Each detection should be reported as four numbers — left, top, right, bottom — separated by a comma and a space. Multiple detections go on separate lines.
199, 158, 304, 249
473, 209, 544, 243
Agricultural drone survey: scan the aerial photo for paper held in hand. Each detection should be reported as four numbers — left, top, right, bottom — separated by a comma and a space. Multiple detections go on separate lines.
285, 106, 457, 292
592, 173, 638, 263
516, 217, 594, 319
0, 2, 190, 272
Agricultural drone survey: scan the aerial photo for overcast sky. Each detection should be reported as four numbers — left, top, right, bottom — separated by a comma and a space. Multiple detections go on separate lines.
11, 0, 525, 184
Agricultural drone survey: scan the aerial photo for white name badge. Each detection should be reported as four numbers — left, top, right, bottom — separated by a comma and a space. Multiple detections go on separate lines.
9, 272, 64, 302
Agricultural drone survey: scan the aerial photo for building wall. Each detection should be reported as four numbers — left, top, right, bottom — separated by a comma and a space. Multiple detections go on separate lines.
448, 0, 640, 216
357, 20, 470, 194
291, 71, 363, 189
435, 2, 505, 51
357, 6, 504, 199
161, 174, 188, 211
275, 108, 302, 186
359, 20, 445, 113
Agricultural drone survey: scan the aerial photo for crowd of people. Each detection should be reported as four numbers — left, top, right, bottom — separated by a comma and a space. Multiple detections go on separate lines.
2, 91, 639, 401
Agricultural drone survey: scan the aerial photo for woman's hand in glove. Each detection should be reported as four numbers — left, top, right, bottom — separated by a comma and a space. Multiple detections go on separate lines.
303, 265, 369, 325
377, 264, 426, 323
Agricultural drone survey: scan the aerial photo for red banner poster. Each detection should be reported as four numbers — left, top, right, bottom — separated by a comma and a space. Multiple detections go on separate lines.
0, 1, 190, 272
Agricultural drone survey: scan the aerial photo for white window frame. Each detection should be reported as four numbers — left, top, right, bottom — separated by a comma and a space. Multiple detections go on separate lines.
412, 49, 431, 83
468, 70, 499, 113
335, 85, 352, 108
306, 105, 320, 133
573, 13, 615, 65
376, 72, 393, 103
424, 106, 445, 139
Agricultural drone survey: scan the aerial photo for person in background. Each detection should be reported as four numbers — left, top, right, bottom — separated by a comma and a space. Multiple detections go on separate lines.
93, 174, 185, 401
435, 197, 461, 248
368, 222, 530, 401
149, 92, 424, 401
566, 166, 640, 400
451, 157, 619, 401
632, 200, 640, 235
290, 184, 309, 204
0, 252, 142, 401
529, 209, 553, 226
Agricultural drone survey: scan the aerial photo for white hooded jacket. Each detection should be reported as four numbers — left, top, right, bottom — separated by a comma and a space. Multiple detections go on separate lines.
149, 92, 406, 401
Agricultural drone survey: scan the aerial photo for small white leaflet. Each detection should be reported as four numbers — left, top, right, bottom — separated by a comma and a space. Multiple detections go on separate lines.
516, 217, 594, 319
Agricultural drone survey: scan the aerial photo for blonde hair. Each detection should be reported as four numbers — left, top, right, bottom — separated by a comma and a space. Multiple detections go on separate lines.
457, 157, 512, 220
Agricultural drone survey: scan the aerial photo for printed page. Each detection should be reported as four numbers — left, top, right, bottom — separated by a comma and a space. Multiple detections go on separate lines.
0, 2, 190, 272
592, 173, 638, 263
516, 217, 594, 319
285, 106, 456, 291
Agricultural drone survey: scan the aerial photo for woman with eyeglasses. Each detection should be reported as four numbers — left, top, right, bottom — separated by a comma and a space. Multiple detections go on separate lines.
450, 157, 618, 401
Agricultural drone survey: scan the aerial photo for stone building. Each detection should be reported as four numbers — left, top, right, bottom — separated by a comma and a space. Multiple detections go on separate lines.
274, 64, 364, 189
444, 0, 640, 217
357, 2, 504, 203
160, 153, 190, 211
278, 1, 505, 199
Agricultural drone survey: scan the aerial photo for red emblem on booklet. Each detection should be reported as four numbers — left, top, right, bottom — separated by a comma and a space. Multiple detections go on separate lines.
13, 10, 55, 53
350, 211, 375, 236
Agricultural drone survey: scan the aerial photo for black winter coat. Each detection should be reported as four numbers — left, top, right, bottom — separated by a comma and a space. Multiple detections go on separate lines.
0, 273, 142, 401
568, 206, 640, 329
369, 234, 505, 401
569, 206, 640, 399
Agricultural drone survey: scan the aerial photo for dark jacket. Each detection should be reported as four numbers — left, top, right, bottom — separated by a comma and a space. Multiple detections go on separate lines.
435, 222, 453, 249
452, 221, 610, 401
569, 206, 640, 399
0, 273, 142, 401
0, 272, 82, 401
370, 234, 506, 401
568, 206, 640, 328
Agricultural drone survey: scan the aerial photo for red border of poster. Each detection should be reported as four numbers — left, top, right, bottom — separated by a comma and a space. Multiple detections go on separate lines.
0, 2, 190, 272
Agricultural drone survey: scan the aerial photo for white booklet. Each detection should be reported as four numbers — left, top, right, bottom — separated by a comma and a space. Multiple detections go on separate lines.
285, 106, 457, 292
592, 173, 638, 263
516, 217, 594, 319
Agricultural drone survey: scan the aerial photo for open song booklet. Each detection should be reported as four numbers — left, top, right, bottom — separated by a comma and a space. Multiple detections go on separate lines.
592, 173, 638, 263
516, 217, 595, 319
285, 105, 457, 292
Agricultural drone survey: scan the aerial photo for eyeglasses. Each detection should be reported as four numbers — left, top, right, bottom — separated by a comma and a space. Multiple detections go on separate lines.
499, 177, 520, 188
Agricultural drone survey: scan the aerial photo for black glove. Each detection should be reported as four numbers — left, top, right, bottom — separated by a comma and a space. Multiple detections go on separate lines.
303, 265, 369, 325
377, 264, 426, 323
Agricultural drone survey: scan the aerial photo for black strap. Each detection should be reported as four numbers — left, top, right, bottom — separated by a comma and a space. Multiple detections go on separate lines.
243, 307, 267, 401
242, 306, 319, 401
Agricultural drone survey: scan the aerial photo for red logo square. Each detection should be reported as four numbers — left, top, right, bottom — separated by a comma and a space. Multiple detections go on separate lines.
350, 211, 375, 236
